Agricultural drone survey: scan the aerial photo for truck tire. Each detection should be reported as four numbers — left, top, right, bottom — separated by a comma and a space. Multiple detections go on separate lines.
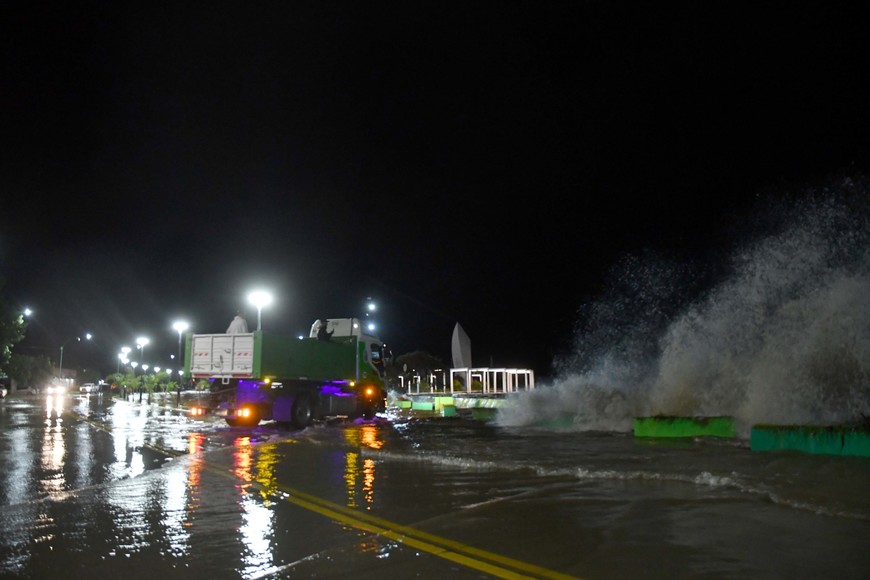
291, 393, 314, 429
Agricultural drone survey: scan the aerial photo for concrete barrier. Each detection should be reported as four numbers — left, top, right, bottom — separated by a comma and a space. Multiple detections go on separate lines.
633, 416, 736, 438
750, 425, 870, 458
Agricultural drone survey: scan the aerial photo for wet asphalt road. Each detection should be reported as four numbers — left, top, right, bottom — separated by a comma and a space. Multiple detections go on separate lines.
0, 392, 579, 579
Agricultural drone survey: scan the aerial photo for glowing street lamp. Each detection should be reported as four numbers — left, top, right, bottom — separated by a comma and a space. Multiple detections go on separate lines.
247, 290, 273, 331
136, 337, 150, 363
172, 320, 189, 365
364, 297, 378, 336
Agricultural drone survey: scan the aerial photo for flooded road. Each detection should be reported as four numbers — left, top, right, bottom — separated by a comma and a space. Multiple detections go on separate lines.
1, 392, 869, 579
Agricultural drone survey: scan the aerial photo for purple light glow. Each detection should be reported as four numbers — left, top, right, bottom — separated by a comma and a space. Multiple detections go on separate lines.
320, 384, 354, 397
237, 380, 264, 392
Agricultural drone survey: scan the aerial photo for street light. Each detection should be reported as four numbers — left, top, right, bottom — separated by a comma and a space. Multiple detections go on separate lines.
117, 346, 131, 373
365, 298, 377, 336
59, 333, 92, 381
247, 290, 273, 331
172, 320, 189, 365
136, 337, 150, 364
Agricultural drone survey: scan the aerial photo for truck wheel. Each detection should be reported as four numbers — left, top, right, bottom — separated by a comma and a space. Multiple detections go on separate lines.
291, 393, 314, 429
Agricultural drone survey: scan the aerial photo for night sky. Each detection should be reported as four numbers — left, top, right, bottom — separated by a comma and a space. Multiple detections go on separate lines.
3, 2, 869, 379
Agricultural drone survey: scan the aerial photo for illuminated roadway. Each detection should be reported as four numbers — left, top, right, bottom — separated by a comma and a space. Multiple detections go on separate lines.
0, 391, 581, 579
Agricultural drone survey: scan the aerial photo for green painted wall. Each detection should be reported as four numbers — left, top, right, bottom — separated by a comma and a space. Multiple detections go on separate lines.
633, 416, 736, 438
751, 425, 870, 458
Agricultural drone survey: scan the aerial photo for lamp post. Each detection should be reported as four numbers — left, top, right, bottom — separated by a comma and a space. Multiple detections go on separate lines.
247, 290, 273, 331
136, 337, 150, 365
365, 297, 377, 334
172, 321, 189, 366
59, 337, 79, 380
59, 333, 92, 381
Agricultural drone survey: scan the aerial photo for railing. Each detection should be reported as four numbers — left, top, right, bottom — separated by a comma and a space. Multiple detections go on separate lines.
405, 367, 535, 395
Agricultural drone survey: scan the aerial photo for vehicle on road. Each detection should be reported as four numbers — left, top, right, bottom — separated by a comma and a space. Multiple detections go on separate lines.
185, 318, 387, 428
79, 383, 97, 394
46, 384, 66, 395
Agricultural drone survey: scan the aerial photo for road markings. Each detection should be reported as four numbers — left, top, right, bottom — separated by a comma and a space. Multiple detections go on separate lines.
189, 453, 579, 580
78, 414, 579, 579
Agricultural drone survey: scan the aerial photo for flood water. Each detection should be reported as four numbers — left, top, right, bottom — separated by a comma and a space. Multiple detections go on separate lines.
0, 391, 868, 579
379, 414, 870, 579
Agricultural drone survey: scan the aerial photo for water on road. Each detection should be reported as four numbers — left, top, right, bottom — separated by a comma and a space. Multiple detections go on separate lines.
0, 393, 868, 579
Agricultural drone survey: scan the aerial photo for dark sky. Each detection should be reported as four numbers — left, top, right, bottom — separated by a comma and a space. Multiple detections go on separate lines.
2, 2, 869, 379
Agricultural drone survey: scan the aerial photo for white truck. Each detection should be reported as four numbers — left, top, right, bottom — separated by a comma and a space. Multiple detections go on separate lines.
185, 318, 387, 428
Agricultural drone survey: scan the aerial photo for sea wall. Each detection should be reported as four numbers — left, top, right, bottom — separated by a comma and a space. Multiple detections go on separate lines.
633, 416, 736, 438
750, 425, 870, 458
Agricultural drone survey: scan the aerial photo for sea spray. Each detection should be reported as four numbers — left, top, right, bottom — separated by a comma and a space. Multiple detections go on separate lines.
499, 178, 870, 434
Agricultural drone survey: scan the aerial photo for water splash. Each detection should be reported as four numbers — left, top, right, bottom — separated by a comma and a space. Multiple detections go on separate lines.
500, 178, 870, 434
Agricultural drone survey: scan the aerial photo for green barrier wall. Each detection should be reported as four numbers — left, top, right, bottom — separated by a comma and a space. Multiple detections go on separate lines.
471, 408, 499, 421
633, 416, 736, 438
751, 425, 870, 458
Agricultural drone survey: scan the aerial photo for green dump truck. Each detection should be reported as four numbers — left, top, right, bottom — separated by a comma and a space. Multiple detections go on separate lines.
185, 318, 387, 428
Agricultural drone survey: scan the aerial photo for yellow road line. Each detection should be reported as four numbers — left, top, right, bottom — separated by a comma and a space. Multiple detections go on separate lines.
79, 415, 579, 579
192, 458, 578, 579
270, 483, 579, 580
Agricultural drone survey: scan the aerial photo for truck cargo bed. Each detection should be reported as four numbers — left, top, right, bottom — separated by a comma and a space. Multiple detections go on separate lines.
188, 331, 360, 382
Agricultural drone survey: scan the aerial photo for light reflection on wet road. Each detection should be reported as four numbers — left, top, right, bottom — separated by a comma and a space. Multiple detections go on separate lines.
0, 392, 578, 579
5, 391, 866, 579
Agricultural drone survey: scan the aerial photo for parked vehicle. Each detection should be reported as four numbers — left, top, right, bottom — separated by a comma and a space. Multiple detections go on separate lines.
185, 318, 387, 428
